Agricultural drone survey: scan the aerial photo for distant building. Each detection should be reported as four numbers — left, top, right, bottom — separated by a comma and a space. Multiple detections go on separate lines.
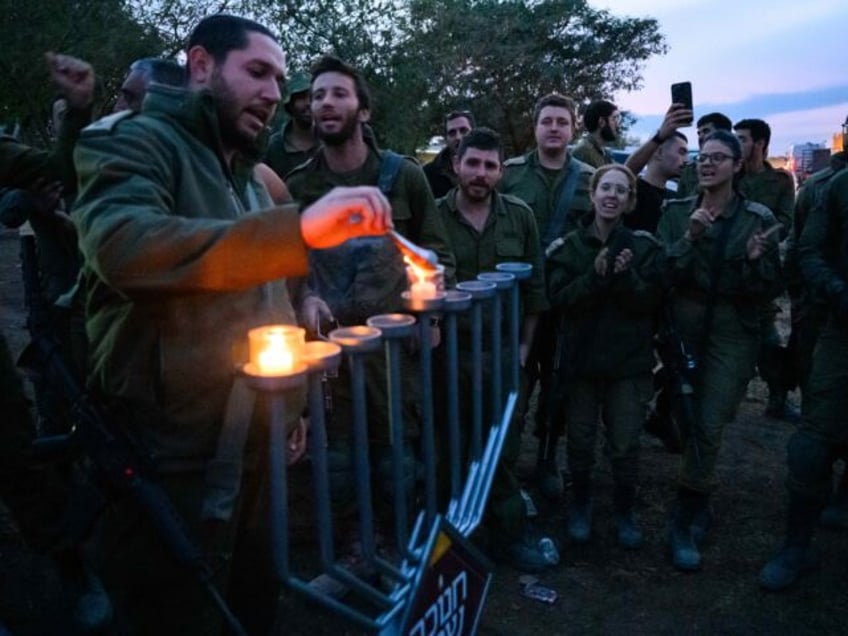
788, 142, 831, 188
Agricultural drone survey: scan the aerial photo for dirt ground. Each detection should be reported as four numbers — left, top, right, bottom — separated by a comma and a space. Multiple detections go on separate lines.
1, 226, 847, 635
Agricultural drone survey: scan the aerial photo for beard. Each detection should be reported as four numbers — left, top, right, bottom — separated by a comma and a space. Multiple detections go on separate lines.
600, 123, 617, 143
459, 180, 493, 203
210, 70, 264, 158
288, 99, 312, 129
316, 109, 360, 146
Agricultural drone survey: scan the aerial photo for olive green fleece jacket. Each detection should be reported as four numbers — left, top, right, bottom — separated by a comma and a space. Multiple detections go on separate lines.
74, 84, 307, 461
546, 219, 662, 379
656, 194, 784, 331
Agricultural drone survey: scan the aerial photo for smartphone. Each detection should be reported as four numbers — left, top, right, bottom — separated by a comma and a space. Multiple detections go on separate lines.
670, 81, 693, 125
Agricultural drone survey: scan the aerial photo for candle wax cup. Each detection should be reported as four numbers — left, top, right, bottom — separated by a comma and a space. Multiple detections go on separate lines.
246, 324, 305, 378
410, 280, 438, 299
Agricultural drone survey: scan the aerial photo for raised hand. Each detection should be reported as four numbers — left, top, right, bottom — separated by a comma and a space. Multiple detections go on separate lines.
45, 52, 95, 109
300, 186, 394, 249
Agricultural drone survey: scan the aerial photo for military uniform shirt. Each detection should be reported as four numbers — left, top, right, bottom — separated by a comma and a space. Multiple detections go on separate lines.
436, 188, 548, 315
571, 134, 614, 169
500, 150, 595, 250
737, 162, 795, 238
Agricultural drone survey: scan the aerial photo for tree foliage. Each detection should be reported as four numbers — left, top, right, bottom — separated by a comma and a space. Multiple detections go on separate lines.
0, 0, 167, 144
254, 0, 666, 154
401, 0, 667, 153
0, 0, 666, 155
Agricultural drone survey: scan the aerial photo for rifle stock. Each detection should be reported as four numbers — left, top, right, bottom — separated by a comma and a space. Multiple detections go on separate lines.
655, 309, 702, 468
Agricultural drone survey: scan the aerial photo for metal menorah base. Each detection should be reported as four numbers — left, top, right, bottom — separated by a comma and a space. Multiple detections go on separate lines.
245, 265, 530, 635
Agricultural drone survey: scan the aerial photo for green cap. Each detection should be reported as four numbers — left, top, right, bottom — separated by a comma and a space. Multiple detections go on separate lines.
284, 72, 311, 106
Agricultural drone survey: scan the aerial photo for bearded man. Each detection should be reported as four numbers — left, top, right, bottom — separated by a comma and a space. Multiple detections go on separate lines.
73, 15, 393, 634
572, 99, 620, 169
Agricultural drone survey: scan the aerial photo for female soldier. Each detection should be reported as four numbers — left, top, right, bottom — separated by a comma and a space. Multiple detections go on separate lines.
547, 164, 662, 549
656, 130, 783, 570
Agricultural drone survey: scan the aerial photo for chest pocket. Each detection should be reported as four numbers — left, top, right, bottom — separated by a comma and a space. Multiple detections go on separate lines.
494, 222, 525, 259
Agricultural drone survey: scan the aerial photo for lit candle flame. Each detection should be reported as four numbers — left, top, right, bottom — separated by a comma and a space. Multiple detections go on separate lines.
406, 257, 439, 299
256, 329, 294, 375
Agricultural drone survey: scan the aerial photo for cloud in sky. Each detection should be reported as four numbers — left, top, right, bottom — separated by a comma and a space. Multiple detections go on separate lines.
593, 0, 848, 151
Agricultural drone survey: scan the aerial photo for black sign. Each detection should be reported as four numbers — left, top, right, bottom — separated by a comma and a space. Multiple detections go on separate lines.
403, 517, 492, 636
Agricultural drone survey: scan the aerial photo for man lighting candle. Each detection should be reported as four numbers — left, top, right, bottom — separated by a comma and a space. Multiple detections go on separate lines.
73, 15, 392, 635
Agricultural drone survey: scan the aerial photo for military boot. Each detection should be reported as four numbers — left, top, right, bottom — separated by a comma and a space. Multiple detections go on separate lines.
819, 471, 848, 530
613, 483, 643, 549
669, 488, 706, 571
566, 471, 592, 544
759, 495, 821, 591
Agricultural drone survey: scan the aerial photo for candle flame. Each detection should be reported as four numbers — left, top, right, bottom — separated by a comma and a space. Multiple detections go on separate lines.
406, 258, 439, 299
257, 329, 294, 375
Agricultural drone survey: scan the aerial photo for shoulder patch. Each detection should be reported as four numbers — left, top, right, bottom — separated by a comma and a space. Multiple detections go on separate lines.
632, 229, 661, 245
633, 230, 657, 243
743, 199, 777, 221
503, 155, 528, 167
662, 195, 697, 210
544, 236, 567, 258
81, 110, 136, 135
500, 192, 533, 211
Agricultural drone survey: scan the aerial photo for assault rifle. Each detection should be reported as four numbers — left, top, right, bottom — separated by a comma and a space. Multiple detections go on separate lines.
18, 333, 248, 636
654, 307, 702, 468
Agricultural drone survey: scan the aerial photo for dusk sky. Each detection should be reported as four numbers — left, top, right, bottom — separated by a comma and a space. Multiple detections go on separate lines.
593, 0, 848, 154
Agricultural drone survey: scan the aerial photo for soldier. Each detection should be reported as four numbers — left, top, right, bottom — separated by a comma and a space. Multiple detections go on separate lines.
547, 164, 663, 549
783, 127, 848, 531
434, 127, 555, 571
114, 58, 186, 113
572, 99, 619, 169
263, 71, 317, 180
423, 109, 475, 198
759, 165, 848, 590
734, 119, 794, 234
733, 118, 798, 421
676, 112, 733, 198
0, 52, 94, 193
286, 55, 455, 562
73, 15, 393, 633
500, 93, 595, 500
657, 130, 782, 571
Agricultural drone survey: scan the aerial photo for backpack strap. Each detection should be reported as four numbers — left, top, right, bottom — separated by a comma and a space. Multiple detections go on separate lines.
377, 151, 404, 196
543, 159, 581, 247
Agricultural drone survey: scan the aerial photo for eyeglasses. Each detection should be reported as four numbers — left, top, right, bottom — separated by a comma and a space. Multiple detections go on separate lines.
597, 182, 630, 196
696, 152, 734, 164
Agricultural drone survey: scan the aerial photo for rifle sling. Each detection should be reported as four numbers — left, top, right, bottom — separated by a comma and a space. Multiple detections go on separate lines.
542, 157, 581, 248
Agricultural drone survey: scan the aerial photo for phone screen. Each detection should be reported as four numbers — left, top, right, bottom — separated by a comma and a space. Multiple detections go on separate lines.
671, 82, 693, 125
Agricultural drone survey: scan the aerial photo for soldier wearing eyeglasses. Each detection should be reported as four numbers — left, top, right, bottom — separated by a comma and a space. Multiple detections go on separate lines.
656, 130, 783, 572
